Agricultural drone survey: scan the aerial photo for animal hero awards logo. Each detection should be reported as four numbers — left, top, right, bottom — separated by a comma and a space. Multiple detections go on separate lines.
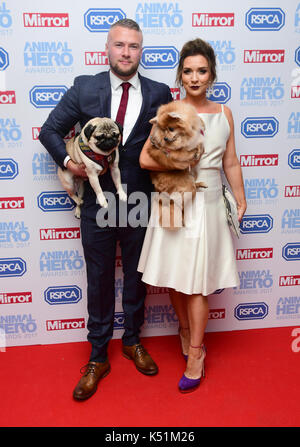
208, 40, 236, 71
296, 2, 300, 33
276, 296, 300, 321
281, 209, 300, 234
0, 2, 13, 36
288, 112, 300, 139
135, 2, 183, 35
24, 41, 74, 74
39, 250, 84, 277
235, 269, 273, 296
32, 152, 58, 182
0, 314, 38, 341
0, 221, 30, 249
144, 303, 178, 329
0, 118, 22, 149
244, 177, 279, 206
240, 77, 284, 106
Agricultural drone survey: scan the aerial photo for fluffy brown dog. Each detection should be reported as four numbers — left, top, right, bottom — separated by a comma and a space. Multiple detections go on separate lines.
148, 101, 206, 229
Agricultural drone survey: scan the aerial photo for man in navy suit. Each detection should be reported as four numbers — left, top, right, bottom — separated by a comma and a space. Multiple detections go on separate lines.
39, 19, 172, 400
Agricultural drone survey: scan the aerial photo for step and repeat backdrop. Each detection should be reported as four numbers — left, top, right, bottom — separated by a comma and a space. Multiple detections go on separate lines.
0, 0, 299, 349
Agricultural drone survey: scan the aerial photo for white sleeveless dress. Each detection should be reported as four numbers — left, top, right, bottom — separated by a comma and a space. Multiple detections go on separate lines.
138, 105, 239, 296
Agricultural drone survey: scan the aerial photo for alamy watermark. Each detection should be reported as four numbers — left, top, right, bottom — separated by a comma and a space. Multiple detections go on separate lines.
96, 189, 203, 236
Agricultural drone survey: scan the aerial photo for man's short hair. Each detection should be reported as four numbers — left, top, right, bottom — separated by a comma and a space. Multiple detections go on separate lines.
110, 18, 142, 33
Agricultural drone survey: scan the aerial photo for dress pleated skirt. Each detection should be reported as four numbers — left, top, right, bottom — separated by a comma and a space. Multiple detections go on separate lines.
137, 168, 239, 296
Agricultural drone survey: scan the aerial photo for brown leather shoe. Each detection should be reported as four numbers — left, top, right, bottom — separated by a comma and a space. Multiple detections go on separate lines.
122, 343, 158, 375
73, 360, 110, 401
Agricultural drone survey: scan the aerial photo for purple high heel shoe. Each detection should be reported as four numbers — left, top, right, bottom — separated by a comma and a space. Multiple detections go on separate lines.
178, 344, 206, 393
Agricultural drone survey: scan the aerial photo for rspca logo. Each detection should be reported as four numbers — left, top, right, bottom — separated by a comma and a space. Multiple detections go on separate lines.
241, 117, 279, 138
245, 8, 285, 31
208, 40, 236, 70
281, 209, 300, 232
288, 149, 300, 169
0, 159, 18, 180
0, 118, 22, 143
135, 3, 183, 31
288, 112, 300, 138
29, 85, 68, 108
114, 312, 125, 330
140, 46, 179, 69
0, 47, 9, 70
0, 257, 26, 278
244, 178, 278, 201
282, 243, 300, 261
207, 82, 231, 104
234, 302, 268, 321
44, 285, 82, 305
240, 214, 273, 234
37, 191, 75, 212
24, 42, 73, 68
84, 9, 126, 32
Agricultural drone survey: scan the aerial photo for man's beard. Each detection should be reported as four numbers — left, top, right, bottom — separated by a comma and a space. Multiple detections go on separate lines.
109, 59, 140, 78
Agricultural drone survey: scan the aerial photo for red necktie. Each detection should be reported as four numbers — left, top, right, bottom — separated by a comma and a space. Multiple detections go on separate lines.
115, 82, 131, 128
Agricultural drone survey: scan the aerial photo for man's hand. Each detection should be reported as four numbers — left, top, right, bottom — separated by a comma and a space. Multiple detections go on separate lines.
66, 159, 88, 178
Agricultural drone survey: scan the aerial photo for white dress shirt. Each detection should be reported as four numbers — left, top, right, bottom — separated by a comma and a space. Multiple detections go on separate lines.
109, 70, 142, 145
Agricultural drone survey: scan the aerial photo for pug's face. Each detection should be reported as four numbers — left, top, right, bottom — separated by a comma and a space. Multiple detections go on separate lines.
82, 118, 122, 154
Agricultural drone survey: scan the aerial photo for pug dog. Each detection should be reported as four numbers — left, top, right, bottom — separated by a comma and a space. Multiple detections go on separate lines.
148, 101, 206, 229
57, 117, 127, 218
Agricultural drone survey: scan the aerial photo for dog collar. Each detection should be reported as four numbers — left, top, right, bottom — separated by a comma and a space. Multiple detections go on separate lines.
78, 136, 116, 170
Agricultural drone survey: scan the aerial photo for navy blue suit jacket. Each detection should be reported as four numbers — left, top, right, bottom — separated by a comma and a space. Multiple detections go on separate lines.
39, 71, 173, 202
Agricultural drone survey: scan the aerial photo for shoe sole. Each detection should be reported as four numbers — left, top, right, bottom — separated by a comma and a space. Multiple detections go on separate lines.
73, 366, 111, 401
122, 352, 158, 376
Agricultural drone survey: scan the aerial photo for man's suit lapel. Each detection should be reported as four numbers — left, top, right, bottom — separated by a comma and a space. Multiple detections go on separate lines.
98, 71, 112, 118
124, 74, 151, 146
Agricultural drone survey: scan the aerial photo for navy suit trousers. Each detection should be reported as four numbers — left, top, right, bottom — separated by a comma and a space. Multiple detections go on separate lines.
80, 198, 148, 362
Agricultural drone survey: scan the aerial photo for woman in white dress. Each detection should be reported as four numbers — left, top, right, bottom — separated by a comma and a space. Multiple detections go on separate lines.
138, 39, 247, 393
